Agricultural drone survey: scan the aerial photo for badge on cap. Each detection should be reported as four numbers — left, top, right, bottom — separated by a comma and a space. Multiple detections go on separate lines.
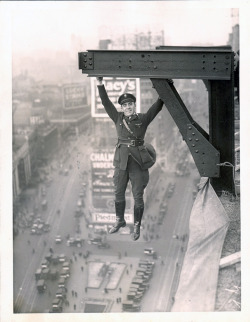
118, 93, 136, 105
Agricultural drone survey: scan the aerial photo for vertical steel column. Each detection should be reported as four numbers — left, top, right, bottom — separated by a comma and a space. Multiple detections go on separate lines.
208, 54, 235, 193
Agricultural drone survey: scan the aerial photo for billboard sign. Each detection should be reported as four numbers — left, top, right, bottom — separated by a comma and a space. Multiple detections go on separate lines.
91, 77, 140, 117
92, 212, 133, 224
91, 149, 131, 210
63, 83, 87, 109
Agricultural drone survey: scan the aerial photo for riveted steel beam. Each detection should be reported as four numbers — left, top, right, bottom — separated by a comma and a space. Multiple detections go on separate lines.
78, 47, 232, 80
208, 78, 235, 193
186, 124, 220, 177
151, 78, 220, 178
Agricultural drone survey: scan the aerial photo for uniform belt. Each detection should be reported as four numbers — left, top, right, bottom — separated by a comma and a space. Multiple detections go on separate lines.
118, 138, 144, 147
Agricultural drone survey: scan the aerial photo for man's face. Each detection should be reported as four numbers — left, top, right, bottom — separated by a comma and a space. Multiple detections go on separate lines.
121, 101, 136, 117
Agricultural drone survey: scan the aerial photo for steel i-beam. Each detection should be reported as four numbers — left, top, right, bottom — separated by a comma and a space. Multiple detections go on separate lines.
151, 79, 220, 178
79, 47, 232, 80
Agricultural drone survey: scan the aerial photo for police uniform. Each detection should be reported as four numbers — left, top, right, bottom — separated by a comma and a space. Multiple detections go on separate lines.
97, 84, 163, 240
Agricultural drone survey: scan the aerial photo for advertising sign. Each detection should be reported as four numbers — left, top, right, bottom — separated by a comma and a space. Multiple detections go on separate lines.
92, 212, 133, 224
91, 149, 131, 210
91, 77, 140, 117
63, 83, 87, 109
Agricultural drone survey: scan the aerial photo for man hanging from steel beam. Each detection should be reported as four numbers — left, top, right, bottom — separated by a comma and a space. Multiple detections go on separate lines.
96, 77, 164, 241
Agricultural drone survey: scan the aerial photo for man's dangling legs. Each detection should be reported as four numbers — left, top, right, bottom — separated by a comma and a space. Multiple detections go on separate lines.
109, 168, 129, 234
128, 158, 149, 241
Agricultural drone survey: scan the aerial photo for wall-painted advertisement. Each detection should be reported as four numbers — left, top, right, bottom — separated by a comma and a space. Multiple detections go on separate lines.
63, 83, 87, 109
91, 77, 140, 117
91, 149, 131, 210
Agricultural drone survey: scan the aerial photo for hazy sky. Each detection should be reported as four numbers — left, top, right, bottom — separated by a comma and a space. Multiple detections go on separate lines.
7, 2, 238, 55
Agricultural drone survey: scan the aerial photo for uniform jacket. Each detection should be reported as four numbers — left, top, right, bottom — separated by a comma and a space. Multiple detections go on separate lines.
97, 85, 163, 170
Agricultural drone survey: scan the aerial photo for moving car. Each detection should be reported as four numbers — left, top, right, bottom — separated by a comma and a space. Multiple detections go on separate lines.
66, 237, 84, 247
143, 248, 155, 256
97, 242, 110, 249
87, 237, 103, 245
36, 279, 47, 293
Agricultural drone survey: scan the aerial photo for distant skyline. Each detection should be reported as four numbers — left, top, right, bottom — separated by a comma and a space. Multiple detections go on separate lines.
7, 2, 238, 56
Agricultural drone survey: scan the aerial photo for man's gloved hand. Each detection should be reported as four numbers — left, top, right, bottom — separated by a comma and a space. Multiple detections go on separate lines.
96, 77, 103, 85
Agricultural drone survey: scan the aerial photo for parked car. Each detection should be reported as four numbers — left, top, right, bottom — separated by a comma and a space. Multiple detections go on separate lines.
41, 259, 49, 269
41, 268, 50, 279
41, 199, 48, 210
51, 298, 63, 313
55, 235, 62, 244
30, 228, 37, 235
62, 262, 70, 271
60, 269, 70, 279
35, 268, 43, 281
56, 287, 67, 300
58, 254, 66, 262
122, 300, 141, 312
58, 277, 66, 288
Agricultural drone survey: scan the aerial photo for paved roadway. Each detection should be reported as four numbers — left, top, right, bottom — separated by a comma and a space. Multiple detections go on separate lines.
13, 131, 198, 313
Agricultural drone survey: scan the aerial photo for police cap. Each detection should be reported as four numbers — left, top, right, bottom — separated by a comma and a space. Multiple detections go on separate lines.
118, 93, 136, 105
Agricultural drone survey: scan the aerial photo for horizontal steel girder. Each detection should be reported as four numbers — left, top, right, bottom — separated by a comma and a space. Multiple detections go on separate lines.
78, 47, 233, 80
151, 79, 220, 177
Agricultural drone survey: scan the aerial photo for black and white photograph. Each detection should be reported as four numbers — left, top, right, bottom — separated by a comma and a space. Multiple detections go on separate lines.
0, 1, 249, 321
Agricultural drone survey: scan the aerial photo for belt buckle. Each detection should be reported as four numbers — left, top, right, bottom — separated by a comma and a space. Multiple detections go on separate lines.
130, 140, 135, 146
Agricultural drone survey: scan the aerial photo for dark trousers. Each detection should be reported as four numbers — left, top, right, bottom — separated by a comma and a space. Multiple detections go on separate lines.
113, 156, 149, 208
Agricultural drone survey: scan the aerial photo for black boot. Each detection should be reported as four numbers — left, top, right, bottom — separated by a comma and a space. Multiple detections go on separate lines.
131, 206, 144, 241
109, 201, 126, 234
